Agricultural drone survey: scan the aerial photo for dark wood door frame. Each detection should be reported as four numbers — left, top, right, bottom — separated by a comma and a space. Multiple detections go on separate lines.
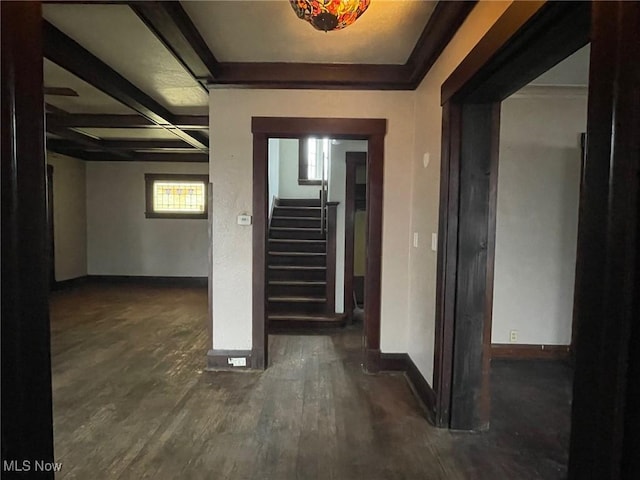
1, 1, 56, 472
251, 118, 386, 372
344, 152, 367, 322
434, 0, 639, 477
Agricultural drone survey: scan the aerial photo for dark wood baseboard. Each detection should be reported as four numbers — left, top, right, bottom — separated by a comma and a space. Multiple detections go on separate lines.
88, 275, 207, 287
53, 275, 89, 290
491, 344, 571, 360
206, 349, 253, 371
378, 352, 437, 424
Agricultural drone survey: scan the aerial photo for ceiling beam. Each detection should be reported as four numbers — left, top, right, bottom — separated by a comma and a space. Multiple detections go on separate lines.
46, 138, 194, 152
46, 145, 208, 163
130, 1, 220, 85
46, 113, 208, 130
47, 127, 133, 160
206, 1, 477, 90
406, 1, 478, 88
43, 21, 209, 151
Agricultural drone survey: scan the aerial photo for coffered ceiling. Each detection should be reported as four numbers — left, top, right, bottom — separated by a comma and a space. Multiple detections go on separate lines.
41, 0, 477, 163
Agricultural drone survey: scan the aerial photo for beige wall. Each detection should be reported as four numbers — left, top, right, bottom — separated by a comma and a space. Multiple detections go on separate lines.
492, 87, 586, 345
46, 152, 87, 281
209, 89, 415, 351
208, 1, 514, 367
407, 1, 513, 383
86, 161, 209, 277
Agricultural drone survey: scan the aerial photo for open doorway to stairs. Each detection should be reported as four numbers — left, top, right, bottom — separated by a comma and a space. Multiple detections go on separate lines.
251, 118, 386, 372
265, 139, 368, 332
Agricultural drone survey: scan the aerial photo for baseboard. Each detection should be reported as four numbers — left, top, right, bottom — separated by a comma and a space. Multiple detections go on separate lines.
206, 349, 253, 371
53, 275, 89, 290
491, 343, 571, 360
87, 275, 207, 287
378, 352, 437, 424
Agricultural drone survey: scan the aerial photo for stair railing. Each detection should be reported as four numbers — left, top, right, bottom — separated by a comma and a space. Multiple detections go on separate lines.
320, 139, 330, 234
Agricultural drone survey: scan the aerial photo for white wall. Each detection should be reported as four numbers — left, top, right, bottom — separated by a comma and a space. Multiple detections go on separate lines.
86, 161, 209, 277
46, 151, 87, 281
268, 138, 280, 216
209, 89, 415, 351
491, 88, 586, 345
277, 138, 321, 199
407, 1, 514, 384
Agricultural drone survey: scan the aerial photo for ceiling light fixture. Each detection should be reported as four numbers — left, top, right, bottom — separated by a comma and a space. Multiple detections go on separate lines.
289, 0, 371, 32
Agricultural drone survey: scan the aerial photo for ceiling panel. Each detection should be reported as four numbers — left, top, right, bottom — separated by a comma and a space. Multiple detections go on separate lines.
44, 59, 135, 114
43, 4, 208, 113
75, 128, 189, 140
182, 0, 436, 65
531, 45, 590, 86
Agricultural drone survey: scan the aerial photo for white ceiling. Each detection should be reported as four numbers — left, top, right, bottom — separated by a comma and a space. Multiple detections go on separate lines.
182, 0, 437, 64
531, 45, 590, 86
43, 4, 208, 114
44, 59, 136, 115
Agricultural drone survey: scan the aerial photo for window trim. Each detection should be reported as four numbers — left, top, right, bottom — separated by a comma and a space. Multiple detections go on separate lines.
144, 173, 209, 219
298, 138, 322, 185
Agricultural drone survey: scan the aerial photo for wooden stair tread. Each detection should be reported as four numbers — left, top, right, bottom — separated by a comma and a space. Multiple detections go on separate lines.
268, 296, 326, 303
270, 227, 322, 231
275, 206, 321, 209
268, 314, 344, 322
268, 251, 325, 256
272, 216, 320, 220
268, 280, 326, 285
269, 239, 326, 243
268, 265, 326, 270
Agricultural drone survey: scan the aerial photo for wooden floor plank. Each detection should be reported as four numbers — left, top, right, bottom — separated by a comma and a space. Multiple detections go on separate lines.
50, 284, 571, 479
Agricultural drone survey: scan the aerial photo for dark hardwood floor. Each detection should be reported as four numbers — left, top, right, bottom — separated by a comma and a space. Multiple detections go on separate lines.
49, 284, 571, 479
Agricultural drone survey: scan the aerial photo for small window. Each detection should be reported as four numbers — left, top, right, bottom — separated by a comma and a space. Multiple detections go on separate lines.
144, 173, 208, 219
298, 137, 330, 185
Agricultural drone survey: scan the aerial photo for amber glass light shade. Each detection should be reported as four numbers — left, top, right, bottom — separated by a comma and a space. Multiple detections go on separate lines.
290, 0, 371, 32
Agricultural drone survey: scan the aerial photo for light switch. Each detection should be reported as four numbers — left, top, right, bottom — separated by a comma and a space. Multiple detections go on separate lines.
423, 152, 430, 168
431, 233, 438, 252
237, 214, 252, 226
413, 232, 419, 248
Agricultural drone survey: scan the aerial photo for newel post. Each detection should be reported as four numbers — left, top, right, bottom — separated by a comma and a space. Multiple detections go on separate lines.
325, 202, 339, 313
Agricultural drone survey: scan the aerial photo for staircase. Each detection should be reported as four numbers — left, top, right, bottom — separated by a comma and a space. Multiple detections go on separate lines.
267, 198, 346, 331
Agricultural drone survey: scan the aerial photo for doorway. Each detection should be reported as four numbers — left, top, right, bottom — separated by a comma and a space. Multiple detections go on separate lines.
432, 1, 639, 477
251, 117, 386, 372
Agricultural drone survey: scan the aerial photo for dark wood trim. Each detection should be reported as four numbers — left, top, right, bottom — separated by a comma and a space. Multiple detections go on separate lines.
52, 276, 89, 291
47, 138, 192, 151
441, 1, 590, 104
46, 113, 208, 130
252, 117, 386, 373
144, 173, 209, 220
47, 164, 55, 288
344, 152, 366, 321
252, 132, 268, 370
569, 2, 639, 478
491, 344, 571, 361
206, 350, 252, 371
325, 202, 338, 313
87, 275, 207, 287
207, 2, 475, 90
433, 101, 461, 428
211, 62, 410, 90
406, 1, 477, 87
130, 1, 220, 85
406, 354, 437, 424
252, 117, 387, 138
47, 148, 208, 163
378, 353, 437, 423
378, 353, 408, 372
1, 1, 55, 472
47, 126, 133, 160
43, 21, 209, 151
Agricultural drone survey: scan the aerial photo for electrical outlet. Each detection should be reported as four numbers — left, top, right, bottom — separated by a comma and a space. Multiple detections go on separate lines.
227, 357, 247, 367
509, 330, 518, 343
